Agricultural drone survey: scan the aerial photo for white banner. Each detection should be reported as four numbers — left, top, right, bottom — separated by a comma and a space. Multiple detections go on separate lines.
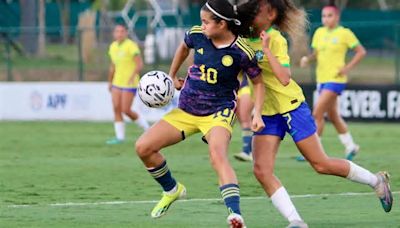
0, 82, 179, 121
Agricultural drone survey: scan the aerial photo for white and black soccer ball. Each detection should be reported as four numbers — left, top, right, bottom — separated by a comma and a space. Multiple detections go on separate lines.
138, 71, 174, 108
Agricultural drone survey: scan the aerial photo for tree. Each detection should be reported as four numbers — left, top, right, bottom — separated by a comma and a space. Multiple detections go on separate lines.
56, 0, 71, 44
38, 0, 46, 56
20, 0, 38, 55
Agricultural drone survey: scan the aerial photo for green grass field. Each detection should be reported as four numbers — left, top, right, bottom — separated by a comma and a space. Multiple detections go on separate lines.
0, 121, 399, 227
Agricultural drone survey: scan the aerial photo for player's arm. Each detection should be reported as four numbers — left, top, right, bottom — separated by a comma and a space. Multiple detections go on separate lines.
250, 75, 265, 132
129, 54, 143, 84
260, 31, 291, 86
169, 42, 190, 90
108, 63, 115, 92
300, 50, 317, 68
339, 44, 367, 75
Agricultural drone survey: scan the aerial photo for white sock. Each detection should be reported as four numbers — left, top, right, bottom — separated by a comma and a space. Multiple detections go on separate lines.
338, 132, 356, 150
165, 184, 178, 195
270, 187, 302, 222
346, 161, 378, 188
135, 115, 150, 130
114, 122, 125, 140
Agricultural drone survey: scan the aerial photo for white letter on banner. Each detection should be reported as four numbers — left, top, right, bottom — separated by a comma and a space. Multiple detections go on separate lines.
387, 91, 400, 119
370, 91, 386, 118
339, 91, 351, 117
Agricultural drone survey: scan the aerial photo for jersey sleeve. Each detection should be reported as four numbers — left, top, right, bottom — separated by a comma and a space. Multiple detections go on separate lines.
311, 28, 321, 49
240, 54, 261, 80
184, 26, 202, 49
345, 29, 360, 49
130, 41, 141, 56
108, 43, 114, 62
271, 37, 290, 68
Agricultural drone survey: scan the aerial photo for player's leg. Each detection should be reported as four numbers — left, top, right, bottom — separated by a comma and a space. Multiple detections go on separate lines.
107, 87, 124, 144
294, 88, 337, 161
234, 92, 254, 162
252, 114, 307, 227
135, 119, 187, 218
297, 134, 392, 212
253, 134, 306, 227
327, 98, 359, 160
206, 127, 245, 228
312, 89, 337, 136
291, 103, 393, 213
201, 108, 245, 228
121, 89, 149, 130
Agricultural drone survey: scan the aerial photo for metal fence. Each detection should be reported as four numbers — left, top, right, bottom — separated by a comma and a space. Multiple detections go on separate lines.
1, 22, 400, 85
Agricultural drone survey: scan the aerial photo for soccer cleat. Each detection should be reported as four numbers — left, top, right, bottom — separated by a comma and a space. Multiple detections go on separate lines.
374, 171, 393, 212
106, 138, 124, 145
294, 155, 306, 162
151, 183, 186, 218
234, 152, 253, 162
227, 213, 246, 228
287, 220, 309, 228
345, 144, 360, 161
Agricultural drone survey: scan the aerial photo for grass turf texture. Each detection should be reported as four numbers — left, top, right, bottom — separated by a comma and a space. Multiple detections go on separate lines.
0, 121, 399, 227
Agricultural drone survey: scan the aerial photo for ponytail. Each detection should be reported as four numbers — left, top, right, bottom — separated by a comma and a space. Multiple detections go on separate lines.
266, 0, 308, 42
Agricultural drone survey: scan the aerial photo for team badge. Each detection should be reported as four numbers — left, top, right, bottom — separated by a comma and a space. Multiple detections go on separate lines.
197, 48, 204, 55
222, 55, 233, 67
255, 50, 264, 61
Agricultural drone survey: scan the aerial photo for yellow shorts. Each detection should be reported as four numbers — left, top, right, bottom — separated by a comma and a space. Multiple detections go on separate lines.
163, 108, 236, 138
238, 85, 251, 98
112, 74, 140, 88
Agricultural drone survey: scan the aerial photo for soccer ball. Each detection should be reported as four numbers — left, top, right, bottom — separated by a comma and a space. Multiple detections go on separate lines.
138, 71, 175, 108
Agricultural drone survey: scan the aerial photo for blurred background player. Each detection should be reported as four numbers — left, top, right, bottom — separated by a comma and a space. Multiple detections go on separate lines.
234, 75, 254, 162
134, 0, 263, 227
107, 24, 149, 145
249, 0, 392, 227
299, 4, 367, 160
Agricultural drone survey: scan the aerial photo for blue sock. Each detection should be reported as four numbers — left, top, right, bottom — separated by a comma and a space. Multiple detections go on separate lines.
220, 183, 241, 215
242, 128, 253, 155
147, 160, 177, 192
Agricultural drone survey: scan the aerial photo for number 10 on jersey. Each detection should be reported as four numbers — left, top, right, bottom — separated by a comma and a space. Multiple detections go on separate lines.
200, 65, 218, 84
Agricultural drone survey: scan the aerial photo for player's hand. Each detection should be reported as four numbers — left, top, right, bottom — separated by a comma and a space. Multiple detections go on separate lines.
338, 66, 350, 76
260, 30, 270, 49
128, 76, 136, 85
251, 113, 265, 132
108, 83, 112, 92
173, 77, 184, 90
300, 56, 309, 68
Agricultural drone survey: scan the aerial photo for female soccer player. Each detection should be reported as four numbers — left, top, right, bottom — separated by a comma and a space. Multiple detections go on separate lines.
107, 24, 149, 145
234, 75, 255, 162
135, 0, 263, 227
248, 1, 392, 227
300, 5, 366, 160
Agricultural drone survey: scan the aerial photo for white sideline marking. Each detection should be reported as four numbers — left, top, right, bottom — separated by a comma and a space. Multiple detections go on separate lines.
6, 191, 399, 209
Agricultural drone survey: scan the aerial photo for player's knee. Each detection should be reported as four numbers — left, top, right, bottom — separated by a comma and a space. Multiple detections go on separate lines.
311, 161, 331, 175
253, 163, 273, 181
113, 105, 121, 113
208, 147, 228, 168
313, 110, 323, 120
121, 106, 132, 115
135, 139, 153, 158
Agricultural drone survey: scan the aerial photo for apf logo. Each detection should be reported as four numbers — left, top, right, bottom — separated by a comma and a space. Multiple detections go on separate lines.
47, 94, 67, 109
30, 91, 43, 111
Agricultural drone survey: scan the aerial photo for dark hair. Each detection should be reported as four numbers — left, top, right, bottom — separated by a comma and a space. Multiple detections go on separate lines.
323, 4, 340, 14
115, 23, 128, 30
201, 0, 259, 37
262, 0, 308, 41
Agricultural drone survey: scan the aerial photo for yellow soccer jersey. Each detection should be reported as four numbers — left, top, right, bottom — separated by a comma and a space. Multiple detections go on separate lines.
108, 39, 141, 88
246, 28, 305, 116
312, 26, 360, 83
